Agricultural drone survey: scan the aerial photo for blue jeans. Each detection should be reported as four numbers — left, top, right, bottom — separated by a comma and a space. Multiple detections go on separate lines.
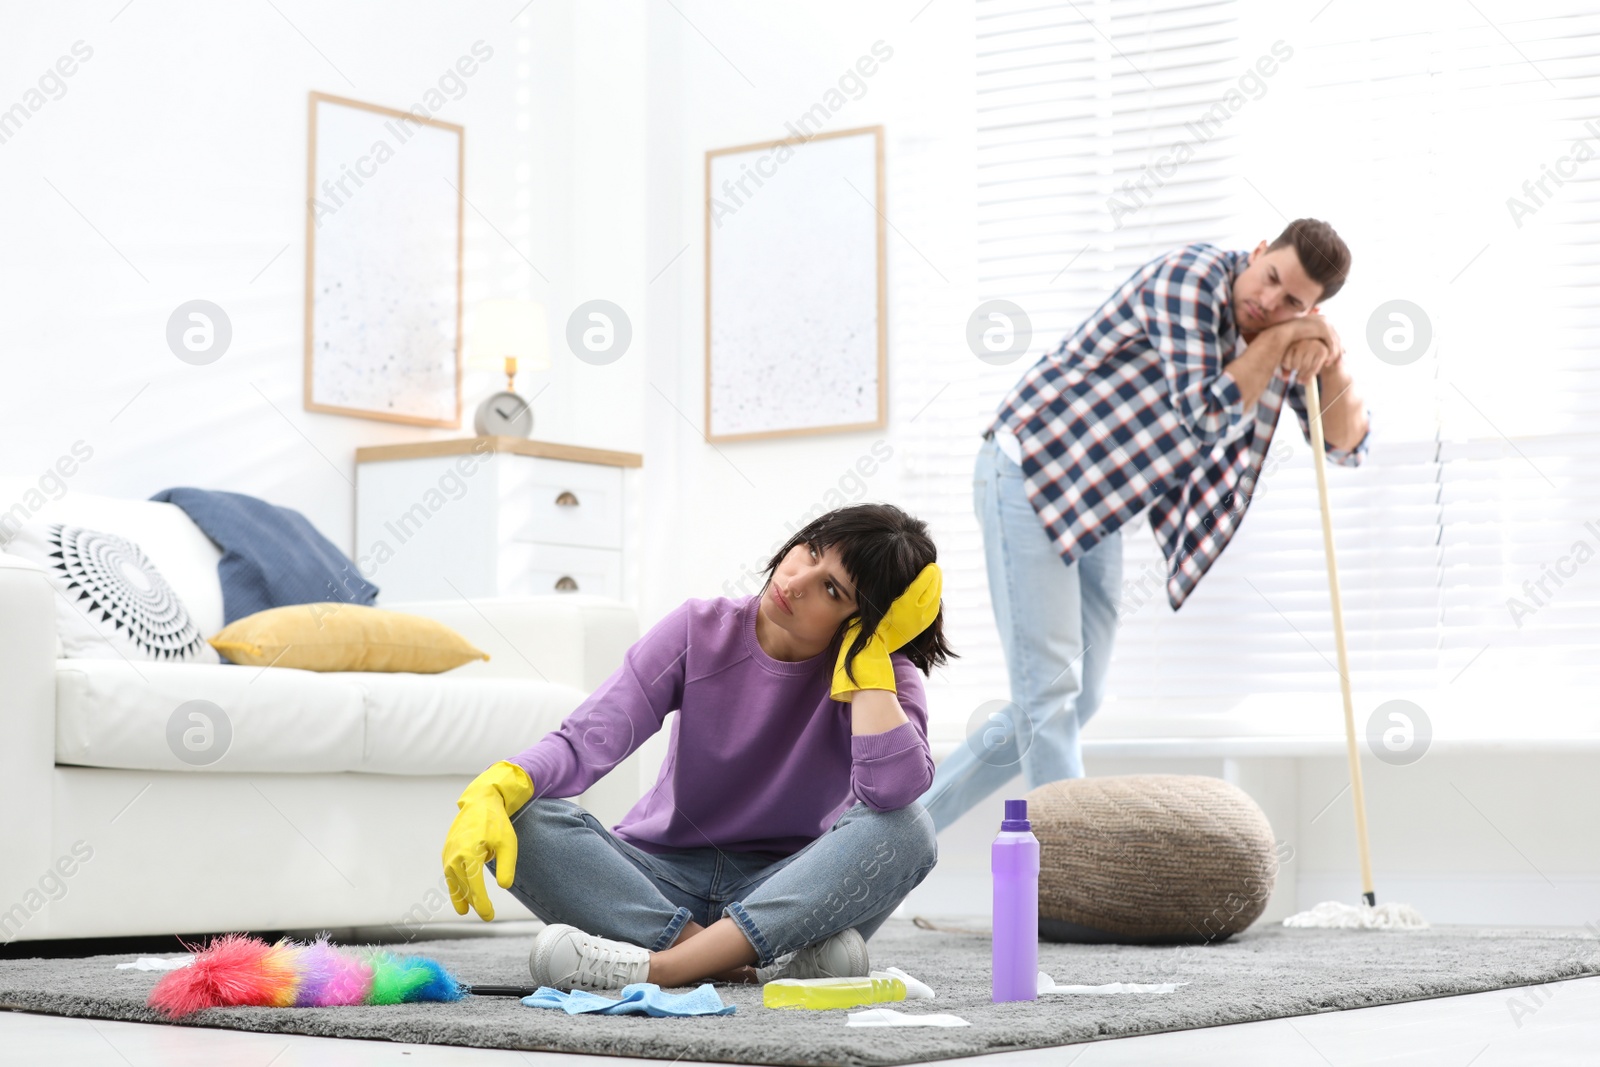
491, 798, 938, 968
918, 435, 1124, 834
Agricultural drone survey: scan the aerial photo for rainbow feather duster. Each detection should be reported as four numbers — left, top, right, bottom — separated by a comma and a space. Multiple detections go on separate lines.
148, 934, 465, 1018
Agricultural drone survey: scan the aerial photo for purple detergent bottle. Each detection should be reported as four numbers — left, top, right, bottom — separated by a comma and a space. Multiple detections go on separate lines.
992, 798, 1040, 1002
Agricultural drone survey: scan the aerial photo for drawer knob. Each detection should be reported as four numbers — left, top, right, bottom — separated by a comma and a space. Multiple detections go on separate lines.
554, 575, 579, 592
555, 490, 580, 507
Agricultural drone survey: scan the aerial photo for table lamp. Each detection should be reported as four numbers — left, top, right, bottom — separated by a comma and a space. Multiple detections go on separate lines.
466, 299, 550, 437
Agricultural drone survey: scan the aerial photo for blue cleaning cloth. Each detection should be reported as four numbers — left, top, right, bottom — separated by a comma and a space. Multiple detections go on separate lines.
521, 982, 736, 1016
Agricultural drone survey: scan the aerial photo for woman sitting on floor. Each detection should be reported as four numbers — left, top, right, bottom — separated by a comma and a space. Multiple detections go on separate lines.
440, 503, 954, 991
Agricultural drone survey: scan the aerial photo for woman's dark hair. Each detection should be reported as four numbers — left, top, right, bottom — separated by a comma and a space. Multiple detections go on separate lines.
761, 503, 957, 685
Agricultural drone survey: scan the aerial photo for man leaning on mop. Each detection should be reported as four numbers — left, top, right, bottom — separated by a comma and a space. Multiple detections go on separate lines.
919, 218, 1372, 833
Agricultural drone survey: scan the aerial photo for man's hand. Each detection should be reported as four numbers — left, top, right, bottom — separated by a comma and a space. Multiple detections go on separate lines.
1281, 337, 1335, 379
1300, 312, 1343, 360
1223, 305, 1367, 449
1292, 322, 1368, 452
1226, 311, 1359, 412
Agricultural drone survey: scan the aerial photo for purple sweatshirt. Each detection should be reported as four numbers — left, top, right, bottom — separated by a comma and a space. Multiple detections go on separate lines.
508, 594, 935, 856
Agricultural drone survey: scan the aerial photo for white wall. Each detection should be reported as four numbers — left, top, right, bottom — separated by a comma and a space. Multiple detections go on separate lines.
3, 0, 985, 742
0, 0, 986, 797
636, 0, 980, 701
1, 2, 980, 708
0, 0, 639, 557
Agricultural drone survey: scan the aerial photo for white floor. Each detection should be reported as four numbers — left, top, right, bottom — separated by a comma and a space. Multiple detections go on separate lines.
3, 974, 1597, 1065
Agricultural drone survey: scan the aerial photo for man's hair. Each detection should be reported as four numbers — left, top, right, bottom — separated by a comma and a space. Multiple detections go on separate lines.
1267, 218, 1351, 302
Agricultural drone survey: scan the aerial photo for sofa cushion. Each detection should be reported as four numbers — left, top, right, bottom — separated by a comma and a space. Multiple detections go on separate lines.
355, 672, 584, 775
3, 522, 221, 665
56, 660, 365, 772
149, 487, 379, 624
55, 660, 585, 775
209, 603, 488, 674
0, 479, 225, 639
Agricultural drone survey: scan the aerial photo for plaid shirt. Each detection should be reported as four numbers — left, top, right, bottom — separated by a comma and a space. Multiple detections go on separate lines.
986, 243, 1370, 610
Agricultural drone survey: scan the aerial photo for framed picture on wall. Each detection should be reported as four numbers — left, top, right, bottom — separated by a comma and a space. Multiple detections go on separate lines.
704, 125, 887, 442
303, 91, 464, 427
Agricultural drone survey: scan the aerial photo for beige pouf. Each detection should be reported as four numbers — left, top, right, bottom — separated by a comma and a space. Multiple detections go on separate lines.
1026, 774, 1281, 944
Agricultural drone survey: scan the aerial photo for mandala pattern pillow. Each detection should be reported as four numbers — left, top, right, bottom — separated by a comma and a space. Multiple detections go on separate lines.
2, 522, 220, 664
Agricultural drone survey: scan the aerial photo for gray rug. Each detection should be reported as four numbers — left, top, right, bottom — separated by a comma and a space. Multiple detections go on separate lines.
1, 918, 1597, 1066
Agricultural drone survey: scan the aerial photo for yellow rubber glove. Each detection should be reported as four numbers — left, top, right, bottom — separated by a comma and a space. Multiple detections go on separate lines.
442, 760, 534, 921
831, 562, 943, 701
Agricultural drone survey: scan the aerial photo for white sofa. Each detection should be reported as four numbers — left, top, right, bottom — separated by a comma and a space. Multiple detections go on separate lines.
0, 481, 644, 943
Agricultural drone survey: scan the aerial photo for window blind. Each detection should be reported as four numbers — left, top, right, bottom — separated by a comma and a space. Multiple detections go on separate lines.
1101, 0, 1456, 724
1429, 0, 1600, 703
902, 0, 1250, 738
909, 0, 1599, 741
1211, 0, 1600, 726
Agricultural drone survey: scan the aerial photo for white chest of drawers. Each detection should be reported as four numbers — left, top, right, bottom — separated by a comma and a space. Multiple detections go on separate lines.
354, 437, 641, 603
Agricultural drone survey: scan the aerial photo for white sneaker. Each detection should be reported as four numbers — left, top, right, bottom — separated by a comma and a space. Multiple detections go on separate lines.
756, 927, 869, 983
529, 923, 652, 992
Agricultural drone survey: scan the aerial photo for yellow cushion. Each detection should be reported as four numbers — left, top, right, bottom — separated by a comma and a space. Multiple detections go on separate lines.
209, 603, 490, 673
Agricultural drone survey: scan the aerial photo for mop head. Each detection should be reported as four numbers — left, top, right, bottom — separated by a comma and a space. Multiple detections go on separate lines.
147, 934, 465, 1018
1282, 900, 1430, 930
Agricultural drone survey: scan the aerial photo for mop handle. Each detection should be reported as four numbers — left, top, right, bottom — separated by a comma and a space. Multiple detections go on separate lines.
1304, 373, 1377, 906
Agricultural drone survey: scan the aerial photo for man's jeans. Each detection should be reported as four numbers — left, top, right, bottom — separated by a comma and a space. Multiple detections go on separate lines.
491, 798, 937, 967
917, 435, 1123, 834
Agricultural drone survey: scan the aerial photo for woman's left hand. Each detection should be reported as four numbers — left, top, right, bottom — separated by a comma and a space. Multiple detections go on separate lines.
830, 562, 942, 701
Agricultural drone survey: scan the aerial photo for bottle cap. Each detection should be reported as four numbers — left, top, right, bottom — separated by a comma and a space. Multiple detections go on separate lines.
1001, 798, 1030, 831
